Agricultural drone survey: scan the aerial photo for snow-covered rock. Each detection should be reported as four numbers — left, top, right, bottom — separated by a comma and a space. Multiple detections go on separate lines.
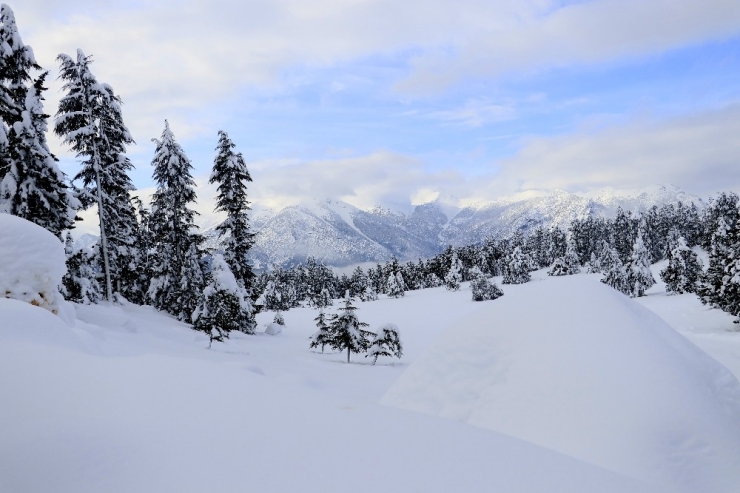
381, 275, 740, 493
0, 214, 67, 316
265, 322, 283, 335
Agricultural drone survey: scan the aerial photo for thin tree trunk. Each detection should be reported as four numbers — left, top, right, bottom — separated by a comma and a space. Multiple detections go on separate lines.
347, 347, 350, 363
94, 157, 113, 302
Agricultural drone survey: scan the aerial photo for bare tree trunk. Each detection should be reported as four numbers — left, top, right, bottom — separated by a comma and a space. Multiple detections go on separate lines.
347, 347, 350, 363
94, 158, 113, 302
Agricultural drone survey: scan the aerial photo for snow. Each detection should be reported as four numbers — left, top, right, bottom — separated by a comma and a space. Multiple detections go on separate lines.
0, 213, 67, 315
264, 321, 283, 335
1, 259, 739, 491
381, 274, 740, 492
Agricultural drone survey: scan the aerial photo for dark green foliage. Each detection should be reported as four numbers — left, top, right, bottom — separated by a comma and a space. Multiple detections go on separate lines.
366, 324, 403, 364
328, 293, 372, 363
660, 237, 701, 294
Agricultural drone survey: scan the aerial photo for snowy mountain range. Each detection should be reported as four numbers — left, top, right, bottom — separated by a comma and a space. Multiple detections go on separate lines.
220, 184, 706, 268
78, 184, 706, 268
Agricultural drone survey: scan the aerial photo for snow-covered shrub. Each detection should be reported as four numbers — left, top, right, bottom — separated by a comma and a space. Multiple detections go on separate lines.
273, 311, 285, 325
444, 252, 463, 291
61, 232, 101, 305
309, 310, 333, 353
366, 323, 403, 365
387, 272, 405, 298
470, 267, 504, 302
0, 214, 66, 314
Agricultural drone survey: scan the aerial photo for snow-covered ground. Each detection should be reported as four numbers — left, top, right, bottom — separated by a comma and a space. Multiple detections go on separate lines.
2, 250, 740, 491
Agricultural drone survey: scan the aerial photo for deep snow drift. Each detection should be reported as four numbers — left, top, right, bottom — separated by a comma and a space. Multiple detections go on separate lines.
1, 225, 740, 492
381, 275, 740, 492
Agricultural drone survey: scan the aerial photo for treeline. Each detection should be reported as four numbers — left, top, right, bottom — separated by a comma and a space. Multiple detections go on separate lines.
254, 195, 740, 323
0, 5, 258, 345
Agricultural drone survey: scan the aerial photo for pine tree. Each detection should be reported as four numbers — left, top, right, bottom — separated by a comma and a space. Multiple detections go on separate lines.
55, 50, 139, 301
386, 271, 405, 298
548, 235, 580, 276
625, 231, 655, 297
444, 251, 463, 291
1, 72, 77, 236
309, 310, 333, 353
698, 216, 735, 309
328, 292, 372, 363
502, 246, 531, 284
470, 266, 504, 302
147, 121, 205, 320
0, 4, 39, 128
61, 232, 102, 304
601, 255, 631, 296
366, 323, 403, 365
660, 236, 702, 294
209, 131, 255, 289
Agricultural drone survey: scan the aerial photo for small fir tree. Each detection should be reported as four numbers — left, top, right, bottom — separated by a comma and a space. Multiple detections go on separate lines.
366, 323, 403, 365
386, 271, 405, 298
192, 254, 256, 344
625, 231, 655, 297
502, 246, 531, 284
328, 292, 372, 363
61, 232, 101, 304
660, 236, 702, 294
444, 252, 463, 291
309, 310, 333, 353
273, 311, 285, 326
470, 266, 504, 302
601, 256, 631, 296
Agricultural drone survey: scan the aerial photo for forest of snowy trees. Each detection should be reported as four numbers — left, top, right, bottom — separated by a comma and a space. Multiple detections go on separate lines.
3, 2, 740, 351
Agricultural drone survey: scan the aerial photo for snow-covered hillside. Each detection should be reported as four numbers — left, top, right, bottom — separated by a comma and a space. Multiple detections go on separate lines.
2, 261, 740, 492
216, 185, 704, 267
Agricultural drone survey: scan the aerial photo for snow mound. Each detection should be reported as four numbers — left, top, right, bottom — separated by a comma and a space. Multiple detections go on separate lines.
265, 322, 283, 335
0, 214, 66, 314
0, 298, 84, 352
381, 275, 740, 492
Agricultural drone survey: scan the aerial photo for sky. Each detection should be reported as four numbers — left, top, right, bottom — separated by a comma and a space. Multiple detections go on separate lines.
11, 0, 740, 223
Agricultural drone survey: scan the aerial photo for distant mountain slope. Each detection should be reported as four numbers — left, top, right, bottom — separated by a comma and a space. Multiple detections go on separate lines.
77, 185, 707, 268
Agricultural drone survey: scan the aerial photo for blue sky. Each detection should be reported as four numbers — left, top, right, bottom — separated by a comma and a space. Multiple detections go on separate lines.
13, 0, 740, 217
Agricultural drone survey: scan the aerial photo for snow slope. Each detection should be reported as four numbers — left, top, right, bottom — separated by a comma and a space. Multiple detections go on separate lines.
0, 294, 663, 493
381, 275, 740, 493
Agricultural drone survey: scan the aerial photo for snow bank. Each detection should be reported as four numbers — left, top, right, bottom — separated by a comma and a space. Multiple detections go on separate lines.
381, 275, 740, 492
0, 214, 66, 315
0, 298, 84, 352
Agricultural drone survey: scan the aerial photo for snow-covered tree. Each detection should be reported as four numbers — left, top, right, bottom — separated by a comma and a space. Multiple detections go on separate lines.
548, 235, 580, 276
308, 285, 333, 310
55, 49, 139, 301
328, 292, 372, 363
444, 252, 463, 291
273, 311, 285, 326
660, 236, 701, 294
61, 232, 101, 304
625, 231, 655, 297
424, 272, 442, 288
366, 323, 403, 365
309, 310, 332, 353
470, 266, 504, 302
147, 121, 204, 320
192, 254, 256, 344
698, 217, 735, 309
362, 283, 378, 302
209, 131, 255, 289
1, 72, 77, 237
502, 246, 531, 284
601, 256, 631, 296
386, 271, 405, 298
0, 4, 39, 127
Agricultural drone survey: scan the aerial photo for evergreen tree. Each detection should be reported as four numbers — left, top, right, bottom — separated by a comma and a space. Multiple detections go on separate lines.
273, 311, 285, 326
601, 255, 631, 296
548, 235, 580, 276
424, 272, 442, 288
0, 4, 39, 128
698, 216, 736, 309
209, 131, 255, 289
366, 323, 403, 365
309, 310, 333, 353
386, 271, 405, 298
625, 231, 655, 297
55, 49, 139, 301
444, 251, 463, 291
192, 254, 256, 346
61, 232, 101, 304
1, 72, 77, 236
470, 266, 504, 302
502, 246, 531, 284
147, 121, 205, 320
328, 292, 372, 363
660, 236, 702, 294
